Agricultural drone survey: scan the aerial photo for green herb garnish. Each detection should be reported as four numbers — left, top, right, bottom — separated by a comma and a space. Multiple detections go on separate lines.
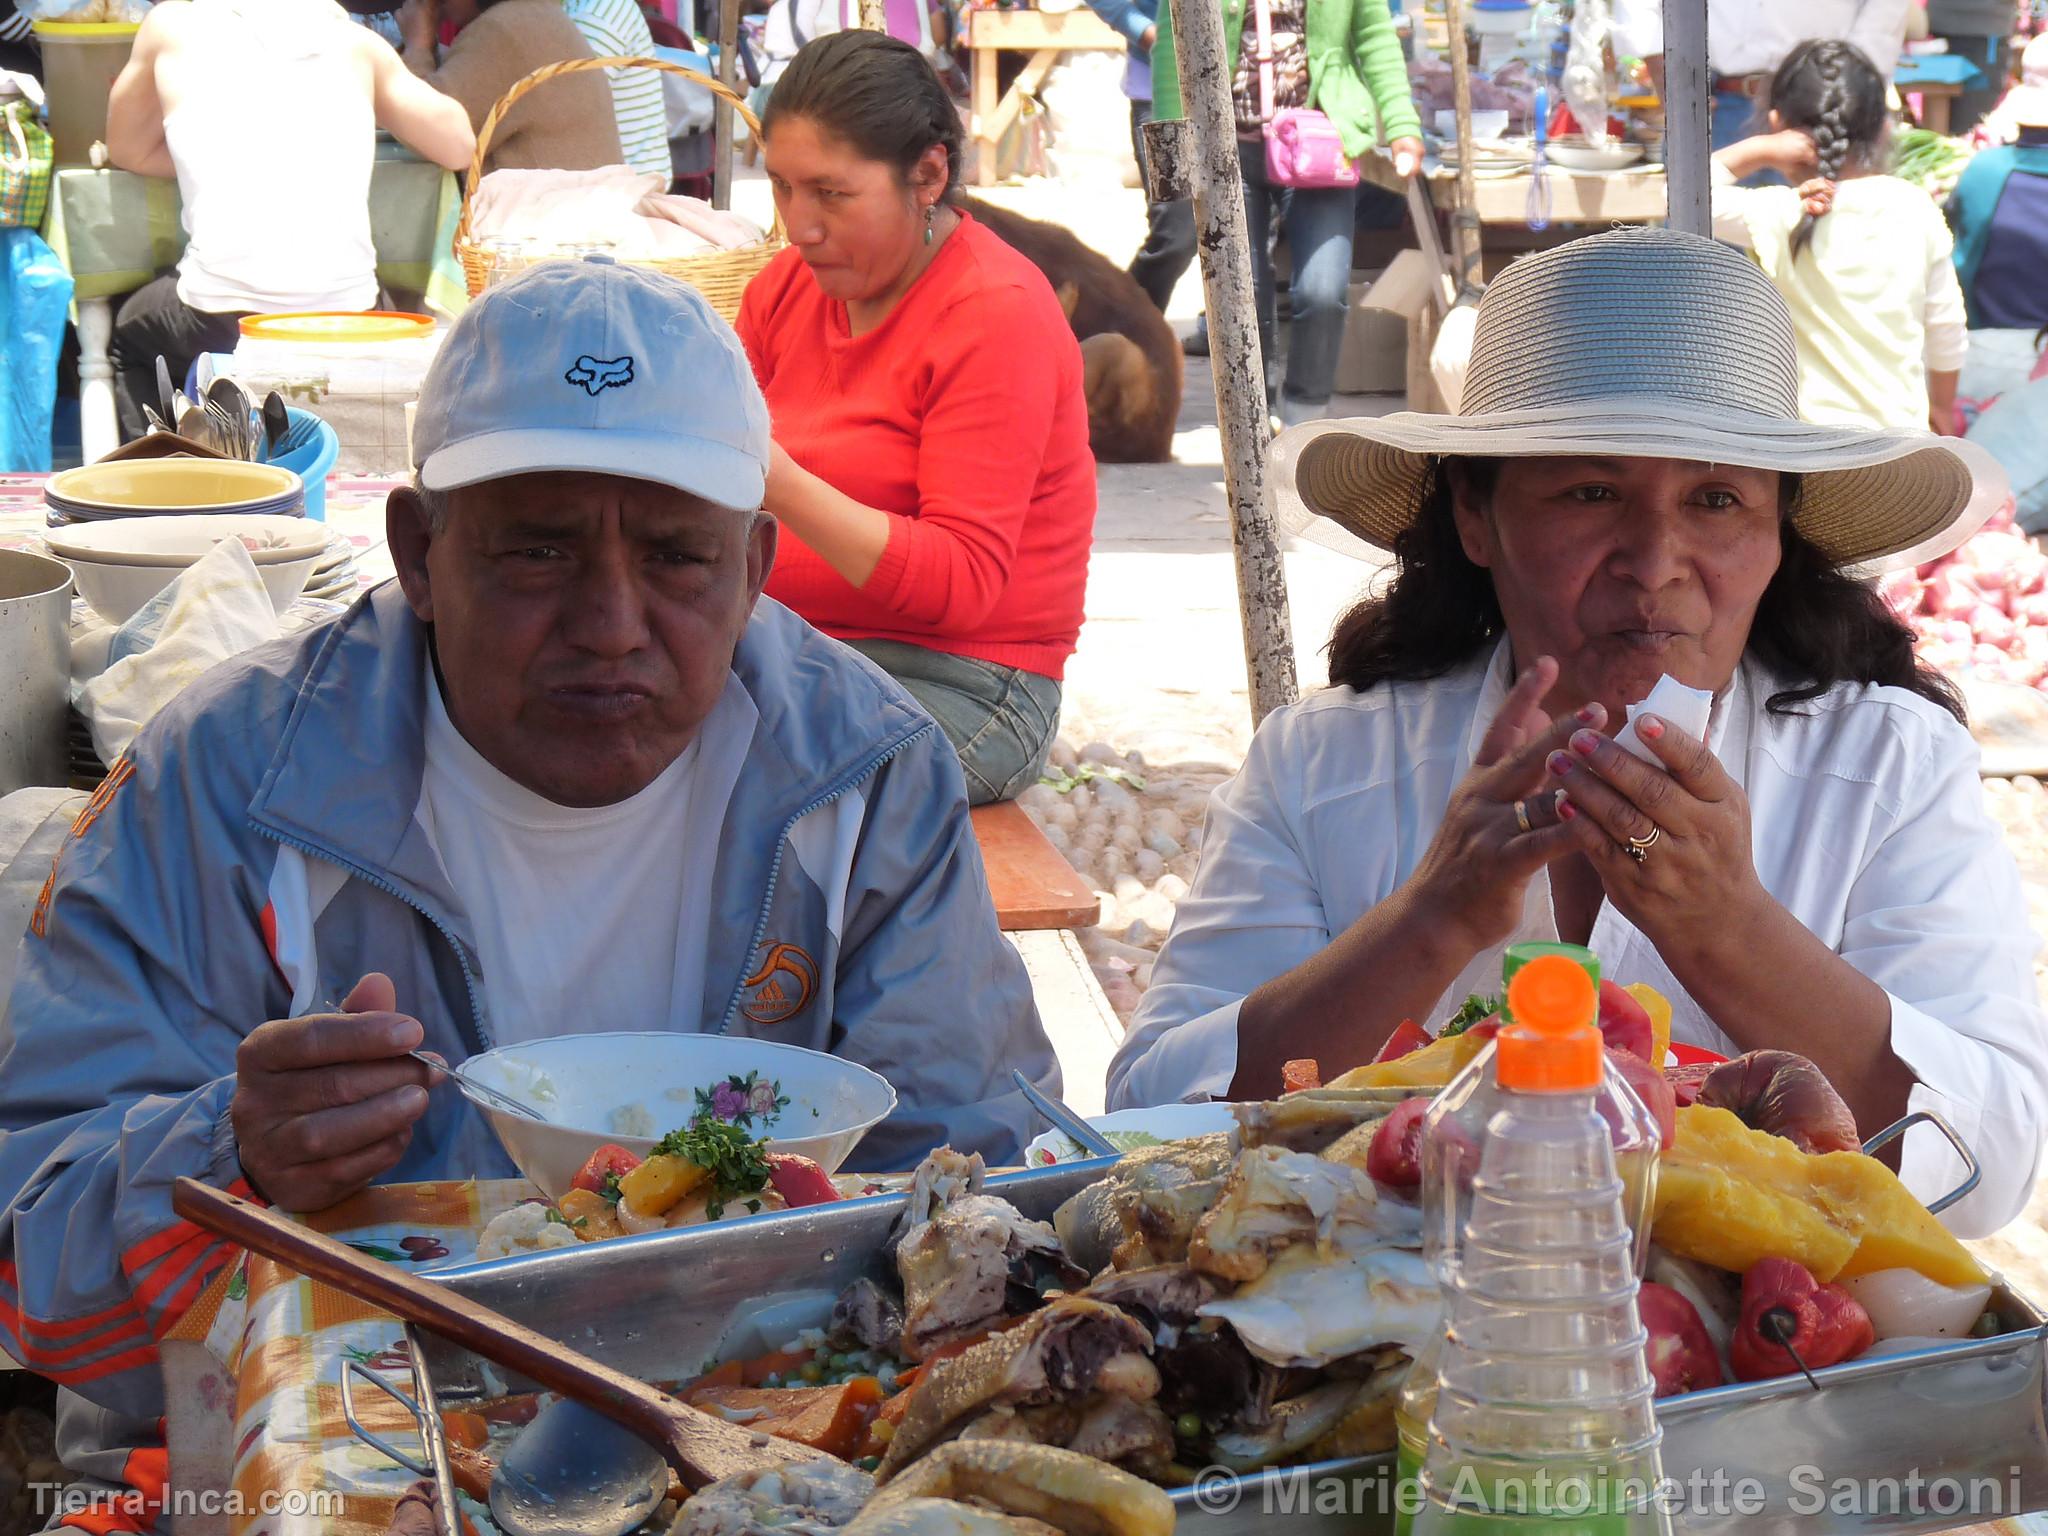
1440, 993, 1499, 1037
545, 1207, 587, 1230
654, 1114, 773, 1220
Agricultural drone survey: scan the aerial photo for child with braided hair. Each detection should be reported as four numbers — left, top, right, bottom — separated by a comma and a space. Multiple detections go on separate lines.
1711, 39, 1969, 435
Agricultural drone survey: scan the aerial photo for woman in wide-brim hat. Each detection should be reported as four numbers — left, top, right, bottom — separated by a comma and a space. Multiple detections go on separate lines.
1109, 227, 2043, 1238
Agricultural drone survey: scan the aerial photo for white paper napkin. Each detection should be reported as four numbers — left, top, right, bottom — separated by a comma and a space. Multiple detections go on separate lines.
1612, 673, 1713, 765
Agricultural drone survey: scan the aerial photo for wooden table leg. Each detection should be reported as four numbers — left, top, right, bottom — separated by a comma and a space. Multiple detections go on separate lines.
974, 43, 998, 185
77, 297, 117, 465
1924, 92, 1951, 135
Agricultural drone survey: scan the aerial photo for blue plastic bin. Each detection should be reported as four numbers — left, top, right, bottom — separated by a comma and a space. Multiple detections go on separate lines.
265, 410, 341, 521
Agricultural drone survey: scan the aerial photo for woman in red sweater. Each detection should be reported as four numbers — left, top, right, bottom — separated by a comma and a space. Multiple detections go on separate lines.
738, 31, 1097, 804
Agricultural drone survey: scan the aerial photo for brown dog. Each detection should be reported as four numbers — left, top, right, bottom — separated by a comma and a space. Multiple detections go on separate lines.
964, 197, 1183, 464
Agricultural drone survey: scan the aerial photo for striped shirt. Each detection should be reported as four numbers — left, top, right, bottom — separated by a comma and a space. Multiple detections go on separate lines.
561, 0, 673, 180
2, 4, 32, 44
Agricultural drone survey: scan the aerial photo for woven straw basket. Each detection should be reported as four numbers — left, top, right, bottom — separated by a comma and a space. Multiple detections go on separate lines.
453, 55, 786, 317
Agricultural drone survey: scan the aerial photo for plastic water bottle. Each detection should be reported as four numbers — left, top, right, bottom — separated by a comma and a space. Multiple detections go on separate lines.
1393, 944, 1662, 1536
1411, 956, 1671, 1536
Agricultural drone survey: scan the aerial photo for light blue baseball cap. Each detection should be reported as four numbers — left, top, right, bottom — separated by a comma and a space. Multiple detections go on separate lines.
411, 256, 770, 512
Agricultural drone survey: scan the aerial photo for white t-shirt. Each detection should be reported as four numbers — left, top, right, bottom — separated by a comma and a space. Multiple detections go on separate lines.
415, 662, 757, 1044
160, 0, 379, 314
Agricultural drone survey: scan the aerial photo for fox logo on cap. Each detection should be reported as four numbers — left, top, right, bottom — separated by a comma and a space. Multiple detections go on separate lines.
565, 355, 636, 396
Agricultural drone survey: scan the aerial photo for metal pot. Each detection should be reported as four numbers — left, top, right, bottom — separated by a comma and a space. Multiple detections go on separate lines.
0, 552, 73, 796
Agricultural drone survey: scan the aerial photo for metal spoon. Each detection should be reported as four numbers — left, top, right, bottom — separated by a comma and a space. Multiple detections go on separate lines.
206, 376, 253, 459
409, 1049, 551, 1124
154, 356, 178, 434
1009, 1069, 1119, 1157
261, 392, 290, 460
177, 404, 218, 454
493, 1398, 670, 1536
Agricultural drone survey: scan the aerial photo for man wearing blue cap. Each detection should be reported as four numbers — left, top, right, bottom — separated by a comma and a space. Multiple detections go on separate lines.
0, 258, 1060, 1520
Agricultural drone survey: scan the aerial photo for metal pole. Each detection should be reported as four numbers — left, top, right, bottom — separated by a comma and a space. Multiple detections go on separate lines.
1162, 0, 1298, 722
1444, 0, 1482, 287
712, 0, 739, 210
1661, 0, 1710, 235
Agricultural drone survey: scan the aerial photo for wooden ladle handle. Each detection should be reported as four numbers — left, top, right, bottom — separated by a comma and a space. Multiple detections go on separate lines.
172, 1178, 808, 1488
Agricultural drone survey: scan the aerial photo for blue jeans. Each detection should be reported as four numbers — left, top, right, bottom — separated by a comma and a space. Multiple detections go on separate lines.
1237, 138, 1358, 424
842, 638, 1062, 805
1711, 89, 1783, 186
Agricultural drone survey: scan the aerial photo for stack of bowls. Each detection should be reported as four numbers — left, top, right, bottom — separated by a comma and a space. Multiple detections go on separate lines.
44, 459, 304, 526
44, 514, 330, 626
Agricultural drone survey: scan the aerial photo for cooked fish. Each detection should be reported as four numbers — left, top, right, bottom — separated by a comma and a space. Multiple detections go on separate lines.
879, 1299, 1160, 1476
833, 1278, 909, 1354
1052, 1135, 1237, 1274
899, 1195, 1067, 1361
868, 1441, 1175, 1536
901, 1149, 988, 1230
1198, 1243, 1440, 1367
1062, 1395, 1175, 1479
1303, 1355, 1409, 1461
1209, 1373, 1402, 1472
1149, 1317, 1279, 1432
670, 1459, 877, 1536
1231, 1088, 1413, 1154
840, 1496, 1062, 1536
1188, 1146, 1418, 1283
1079, 1264, 1222, 1344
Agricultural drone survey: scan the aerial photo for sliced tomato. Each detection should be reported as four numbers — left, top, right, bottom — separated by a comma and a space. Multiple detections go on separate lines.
1595, 981, 1656, 1063
765, 1153, 842, 1208
570, 1144, 642, 1194
1280, 1059, 1322, 1093
1371, 1019, 1434, 1064
1365, 1096, 1429, 1188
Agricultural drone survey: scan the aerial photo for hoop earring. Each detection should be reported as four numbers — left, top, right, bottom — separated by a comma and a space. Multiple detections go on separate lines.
924, 204, 936, 246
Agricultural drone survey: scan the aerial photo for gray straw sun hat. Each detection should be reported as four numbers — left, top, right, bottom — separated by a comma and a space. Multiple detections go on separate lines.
1275, 227, 2008, 571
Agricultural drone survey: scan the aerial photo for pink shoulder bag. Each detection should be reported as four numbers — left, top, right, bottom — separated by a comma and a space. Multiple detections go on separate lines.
1254, 0, 1359, 188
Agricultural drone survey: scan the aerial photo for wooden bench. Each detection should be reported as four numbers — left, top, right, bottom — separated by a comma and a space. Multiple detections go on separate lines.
971, 802, 1099, 932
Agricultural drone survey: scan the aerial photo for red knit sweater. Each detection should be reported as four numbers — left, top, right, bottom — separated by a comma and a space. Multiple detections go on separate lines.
737, 215, 1096, 681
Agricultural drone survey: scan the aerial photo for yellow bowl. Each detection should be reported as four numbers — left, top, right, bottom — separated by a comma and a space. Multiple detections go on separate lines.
50, 459, 302, 514
238, 311, 435, 344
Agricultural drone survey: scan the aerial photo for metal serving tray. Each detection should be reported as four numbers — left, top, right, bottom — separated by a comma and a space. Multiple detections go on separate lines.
386, 1161, 2048, 1536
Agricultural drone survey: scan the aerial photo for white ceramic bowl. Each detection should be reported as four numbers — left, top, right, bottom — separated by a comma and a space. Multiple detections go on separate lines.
1437, 108, 1510, 141
45, 514, 329, 624
1024, 1103, 1239, 1166
460, 1032, 899, 1199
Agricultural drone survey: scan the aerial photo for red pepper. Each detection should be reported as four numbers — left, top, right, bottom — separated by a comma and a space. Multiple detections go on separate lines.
1372, 1019, 1434, 1064
1731, 1258, 1874, 1381
765, 1153, 842, 1208
1810, 1282, 1876, 1364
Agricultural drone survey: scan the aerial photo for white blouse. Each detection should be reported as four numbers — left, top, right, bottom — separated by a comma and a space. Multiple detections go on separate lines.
1109, 641, 2048, 1239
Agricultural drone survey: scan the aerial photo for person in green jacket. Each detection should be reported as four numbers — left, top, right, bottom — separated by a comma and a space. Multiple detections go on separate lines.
1152, 0, 1422, 426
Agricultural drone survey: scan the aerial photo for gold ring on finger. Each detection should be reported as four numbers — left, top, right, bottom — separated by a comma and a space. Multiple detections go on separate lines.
1627, 826, 1661, 853
1513, 799, 1533, 835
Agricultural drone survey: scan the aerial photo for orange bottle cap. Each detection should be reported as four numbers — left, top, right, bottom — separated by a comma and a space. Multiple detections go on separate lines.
1497, 953, 1602, 1091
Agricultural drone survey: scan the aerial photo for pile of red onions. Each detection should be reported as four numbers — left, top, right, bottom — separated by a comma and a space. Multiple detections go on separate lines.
1877, 503, 2048, 691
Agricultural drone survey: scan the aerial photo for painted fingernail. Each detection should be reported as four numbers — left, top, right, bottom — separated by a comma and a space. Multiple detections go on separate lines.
1575, 704, 1601, 724
1556, 796, 1578, 821
1547, 750, 1573, 777
1639, 714, 1665, 740
1570, 729, 1601, 756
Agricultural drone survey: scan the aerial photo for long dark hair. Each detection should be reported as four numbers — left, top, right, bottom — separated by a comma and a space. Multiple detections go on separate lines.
762, 31, 965, 205
1767, 40, 1889, 261
1326, 457, 1966, 724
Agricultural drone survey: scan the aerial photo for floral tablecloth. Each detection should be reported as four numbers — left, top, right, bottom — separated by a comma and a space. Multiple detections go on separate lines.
162, 1180, 541, 1536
